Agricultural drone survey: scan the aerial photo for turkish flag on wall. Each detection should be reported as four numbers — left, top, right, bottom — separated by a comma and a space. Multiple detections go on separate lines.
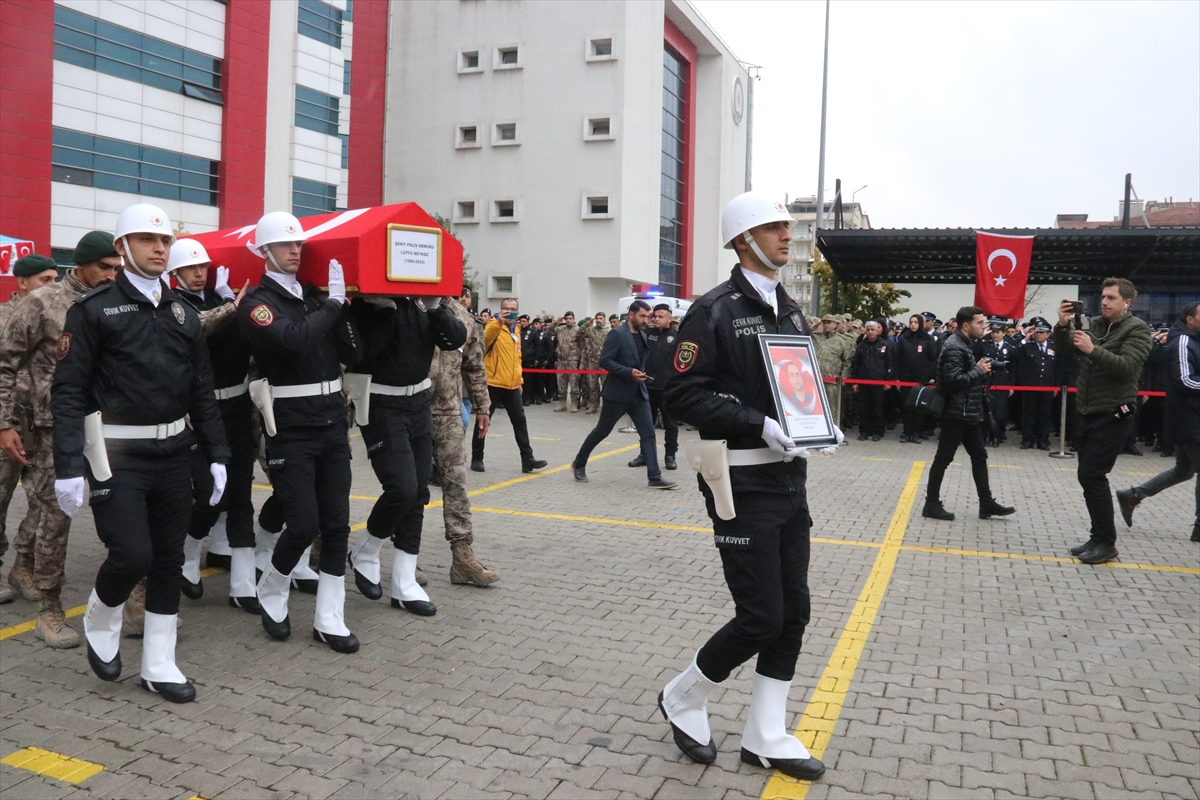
974, 231, 1034, 319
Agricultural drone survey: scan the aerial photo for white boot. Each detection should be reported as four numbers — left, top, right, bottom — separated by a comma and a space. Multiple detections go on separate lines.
348, 533, 386, 599
181, 536, 204, 599
290, 545, 319, 593
140, 611, 195, 703
256, 565, 292, 640
739, 672, 825, 779
83, 589, 123, 680
658, 652, 720, 763
208, 513, 231, 555
389, 549, 436, 616
227, 547, 261, 613
312, 572, 359, 653
253, 523, 277, 574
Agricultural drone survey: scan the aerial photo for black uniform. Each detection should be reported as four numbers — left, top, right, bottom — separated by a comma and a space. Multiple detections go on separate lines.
1014, 338, 1056, 448
52, 272, 229, 615
537, 327, 558, 403
851, 337, 891, 439
520, 326, 538, 405
236, 277, 362, 577
176, 288, 256, 549
644, 326, 680, 458
350, 299, 465, 554
976, 336, 1015, 444
663, 266, 815, 684
894, 328, 938, 439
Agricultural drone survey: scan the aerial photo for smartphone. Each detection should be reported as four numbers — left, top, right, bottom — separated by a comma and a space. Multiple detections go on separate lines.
1068, 301, 1084, 314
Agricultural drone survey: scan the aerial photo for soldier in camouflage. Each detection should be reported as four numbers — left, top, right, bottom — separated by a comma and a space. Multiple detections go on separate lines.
0, 239, 120, 645
552, 312, 583, 412
812, 313, 854, 428
428, 288, 497, 585
578, 312, 608, 414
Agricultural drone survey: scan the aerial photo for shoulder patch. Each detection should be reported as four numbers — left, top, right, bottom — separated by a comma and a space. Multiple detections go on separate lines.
171, 301, 186, 325
250, 304, 274, 327
674, 341, 699, 373
56, 333, 71, 360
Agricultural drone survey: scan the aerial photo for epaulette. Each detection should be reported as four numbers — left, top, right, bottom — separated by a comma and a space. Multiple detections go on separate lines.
76, 282, 116, 303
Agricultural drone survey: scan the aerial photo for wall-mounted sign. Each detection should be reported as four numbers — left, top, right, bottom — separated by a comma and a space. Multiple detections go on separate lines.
732, 75, 745, 125
387, 224, 442, 283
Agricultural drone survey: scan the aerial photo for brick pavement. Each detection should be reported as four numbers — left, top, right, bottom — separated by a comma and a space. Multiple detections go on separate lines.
1, 406, 1197, 799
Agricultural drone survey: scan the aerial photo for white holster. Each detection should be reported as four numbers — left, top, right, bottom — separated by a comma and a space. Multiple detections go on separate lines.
343, 373, 372, 427
83, 411, 112, 482
686, 439, 735, 521
249, 378, 277, 437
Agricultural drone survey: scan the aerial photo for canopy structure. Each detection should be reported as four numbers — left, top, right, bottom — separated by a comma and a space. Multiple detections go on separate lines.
815, 227, 1200, 286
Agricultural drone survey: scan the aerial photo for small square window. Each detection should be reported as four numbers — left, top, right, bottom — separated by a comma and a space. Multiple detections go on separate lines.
582, 193, 613, 219
490, 198, 519, 222
464, 52, 479, 68
499, 48, 518, 65
586, 35, 617, 62
456, 124, 481, 149
494, 44, 522, 70
462, 127, 476, 143
492, 275, 513, 294
583, 115, 615, 141
458, 48, 483, 74
453, 199, 479, 224
590, 118, 610, 137
493, 122, 520, 146
589, 197, 608, 215
591, 38, 612, 57
495, 200, 514, 217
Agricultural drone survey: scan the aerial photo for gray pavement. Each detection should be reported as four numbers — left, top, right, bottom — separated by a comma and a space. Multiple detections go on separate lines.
1, 404, 1197, 799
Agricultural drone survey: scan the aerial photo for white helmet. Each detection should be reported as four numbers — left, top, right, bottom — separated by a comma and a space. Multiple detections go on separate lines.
720, 192, 793, 249
114, 203, 175, 244
168, 238, 211, 272
254, 211, 307, 251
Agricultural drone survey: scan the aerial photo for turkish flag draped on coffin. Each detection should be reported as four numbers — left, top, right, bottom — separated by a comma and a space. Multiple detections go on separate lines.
974, 231, 1034, 319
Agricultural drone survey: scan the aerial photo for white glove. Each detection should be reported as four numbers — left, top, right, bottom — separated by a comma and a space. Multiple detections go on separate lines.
762, 417, 796, 455
327, 259, 346, 304
833, 424, 845, 445
365, 297, 397, 310
214, 265, 235, 300
424, 296, 442, 310
209, 463, 227, 506
55, 477, 85, 518
814, 424, 843, 456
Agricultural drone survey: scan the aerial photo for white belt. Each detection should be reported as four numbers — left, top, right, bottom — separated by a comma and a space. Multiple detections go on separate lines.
726, 447, 787, 467
370, 378, 431, 397
271, 378, 343, 399
103, 417, 187, 441
214, 380, 250, 400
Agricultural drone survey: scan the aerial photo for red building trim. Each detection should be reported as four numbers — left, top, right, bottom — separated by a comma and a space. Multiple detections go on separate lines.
0, 1, 55, 254
663, 17, 697, 299
348, 0, 389, 209
218, 2, 271, 228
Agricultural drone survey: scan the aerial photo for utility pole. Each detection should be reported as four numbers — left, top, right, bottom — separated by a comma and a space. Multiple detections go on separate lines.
814, 0, 831, 237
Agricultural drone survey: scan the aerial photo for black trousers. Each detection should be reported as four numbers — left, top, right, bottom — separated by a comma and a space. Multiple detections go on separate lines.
574, 396, 660, 480
987, 389, 1009, 439
187, 411, 256, 549
267, 421, 352, 576
1076, 412, 1136, 546
901, 386, 924, 437
696, 487, 812, 683
362, 401, 433, 554
926, 418, 993, 505
1022, 391, 1053, 444
472, 385, 535, 463
856, 385, 885, 436
648, 389, 678, 456
89, 451, 192, 615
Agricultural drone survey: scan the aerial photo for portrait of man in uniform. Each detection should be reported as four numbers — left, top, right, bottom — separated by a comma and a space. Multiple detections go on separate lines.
761, 337, 837, 446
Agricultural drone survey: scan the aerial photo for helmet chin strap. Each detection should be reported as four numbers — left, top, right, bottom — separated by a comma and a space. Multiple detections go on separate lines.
262, 246, 286, 274
742, 231, 783, 273
121, 235, 157, 280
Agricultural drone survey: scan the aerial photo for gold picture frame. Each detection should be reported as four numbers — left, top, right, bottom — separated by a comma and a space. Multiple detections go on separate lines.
386, 223, 443, 283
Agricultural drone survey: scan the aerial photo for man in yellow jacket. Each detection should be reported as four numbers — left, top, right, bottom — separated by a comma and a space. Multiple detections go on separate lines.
470, 298, 548, 474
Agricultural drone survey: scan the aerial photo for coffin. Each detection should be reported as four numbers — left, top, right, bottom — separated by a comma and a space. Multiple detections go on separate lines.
188, 203, 463, 297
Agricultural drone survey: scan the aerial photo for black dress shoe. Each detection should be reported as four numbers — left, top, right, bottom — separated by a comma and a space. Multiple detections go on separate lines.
1115, 488, 1139, 528
979, 499, 1016, 519
572, 463, 588, 482
648, 477, 678, 490
1037, 442, 1050, 451
628, 454, 646, 468
350, 554, 383, 600
1020, 442, 1032, 450
922, 502, 955, 521
871, 435, 882, 442
857, 432, 869, 441
470, 459, 485, 472
261, 610, 291, 641
1077, 541, 1118, 564
87, 643, 121, 681
290, 578, 318, 595
657, 691, 716, 764
522, 459, 548, 473
141, 678, 196, 703
180, 577, 203, 600
898, 434, 909, 443
391, 598, 437, 616
313, 628, 360, 654
1190, 523, 1199, 543
205, 552, 231, 571
740, 749, 825, 780
1068, 539, 1094, 556
665, 455, 677, 470
229, 595, 262, 614
1122, 444, 1143, 456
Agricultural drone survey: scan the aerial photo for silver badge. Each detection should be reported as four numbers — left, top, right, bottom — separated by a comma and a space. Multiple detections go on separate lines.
171, 302, 185, 325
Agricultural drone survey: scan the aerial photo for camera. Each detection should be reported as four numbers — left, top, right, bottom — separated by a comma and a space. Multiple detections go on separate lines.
990, 360, 1009, 368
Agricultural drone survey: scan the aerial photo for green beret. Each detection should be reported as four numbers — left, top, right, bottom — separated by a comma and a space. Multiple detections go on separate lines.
72, 230, 118, 264
13, 254, 58, 278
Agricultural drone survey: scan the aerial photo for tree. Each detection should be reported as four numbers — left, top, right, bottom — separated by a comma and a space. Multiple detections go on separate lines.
811, 249, 910, 321
430, 212, 479, 309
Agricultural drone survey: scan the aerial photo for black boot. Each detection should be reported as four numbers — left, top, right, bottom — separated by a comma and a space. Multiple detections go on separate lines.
628, 454, 646, 468
1115, 488, 1141, 528
922, 501, 955, 521
664, 454, 677, 470
979, 499, 1015, 519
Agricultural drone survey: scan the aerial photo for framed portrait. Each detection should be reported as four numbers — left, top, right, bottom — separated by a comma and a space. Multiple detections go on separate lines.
758, 334, 838, 447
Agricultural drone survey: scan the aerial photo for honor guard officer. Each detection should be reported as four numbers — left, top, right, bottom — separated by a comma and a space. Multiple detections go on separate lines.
52, 205, 230, 702
660, 192, 840, 781
1014, 317, 1057, 450
237, 211, 364, 652
167, 239, 261, 613
344, 290, 466, 616
976, 317, 1014, 446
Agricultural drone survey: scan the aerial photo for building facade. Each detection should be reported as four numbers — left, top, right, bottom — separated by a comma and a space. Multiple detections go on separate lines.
785, 197, 870, 311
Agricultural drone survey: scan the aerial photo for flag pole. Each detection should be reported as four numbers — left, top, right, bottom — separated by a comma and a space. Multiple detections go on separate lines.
814, 0, 831, 238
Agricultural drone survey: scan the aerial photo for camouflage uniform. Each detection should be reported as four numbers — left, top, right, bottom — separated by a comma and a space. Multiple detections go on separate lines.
553, 320, 583, 411
577, 321, 607, 413
813, 326, 854, 426
0, 292, 34, 593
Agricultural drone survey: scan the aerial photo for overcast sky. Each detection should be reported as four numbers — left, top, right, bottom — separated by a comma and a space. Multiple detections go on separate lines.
691, 0, 1200, 229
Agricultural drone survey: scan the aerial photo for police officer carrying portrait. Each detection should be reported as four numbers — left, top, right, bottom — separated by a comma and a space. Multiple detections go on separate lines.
52, 205, 230, 702
344, 288, 466, 617
237, 211, 363, 653
166, 239, 261, 613
1014, 316, 1057, 450
975, 317, 1015, 446
659, 192, 840, 781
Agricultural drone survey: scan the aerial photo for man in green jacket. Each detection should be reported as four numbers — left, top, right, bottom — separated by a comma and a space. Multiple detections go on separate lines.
1054, 278, 1151, 564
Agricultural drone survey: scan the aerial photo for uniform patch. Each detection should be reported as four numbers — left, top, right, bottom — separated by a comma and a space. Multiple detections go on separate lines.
251, 304, 274, 327
674, 341, 699, 373
171, 301, 186, 324
56, 333, 71, 360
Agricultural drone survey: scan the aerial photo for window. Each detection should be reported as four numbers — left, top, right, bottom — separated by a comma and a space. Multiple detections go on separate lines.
659, 46, 689, 298
491, 199, 518, 222
494, 44, 522, 70
489, 274, 516, 296
295, 85, 340, 137
456, 125, 480, 148
53, 5, 223, 104
340, 134, 349, 169
298, 0, 342, 48
292, 177, 337, 217
453, 199, 479, 224
344, 0, 353, 21
51, 127, 219, 206
586, 37, 615, 61
458, 49, 482, 73
582, 194, 612, 219
583, 116, 614, 140
343, 60, 351, 95
493, 122, 519, 146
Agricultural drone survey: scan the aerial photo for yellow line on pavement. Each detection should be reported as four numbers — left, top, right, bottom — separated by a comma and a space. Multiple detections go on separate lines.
0, 747, 104, 784
762, 460, 926, 800
903, 545, 1200, 574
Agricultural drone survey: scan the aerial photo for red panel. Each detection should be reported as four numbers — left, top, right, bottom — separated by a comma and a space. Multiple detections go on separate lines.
348, 0, 389, 208
219, 1, 271, 229
0, 0, 54, 265
663, 17, 697, 299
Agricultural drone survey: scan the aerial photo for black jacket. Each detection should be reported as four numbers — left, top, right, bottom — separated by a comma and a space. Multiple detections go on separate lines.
895, 328, 938, 383
852, 337, 892, 382
663, 266, 812, 496
177, 288, 252, 418
599, 322, 651, 403
536, 329, 557, 366
51, 271, 229, 477
349, 298, 465, 409
975, 337, 1015, 386
644, 326, 679, 385
1164, 320, 1200, 445
1014, 339, 1057, 387
236, 277, 362, 432
520, 327, 538, 367
936, 331, 987, 422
